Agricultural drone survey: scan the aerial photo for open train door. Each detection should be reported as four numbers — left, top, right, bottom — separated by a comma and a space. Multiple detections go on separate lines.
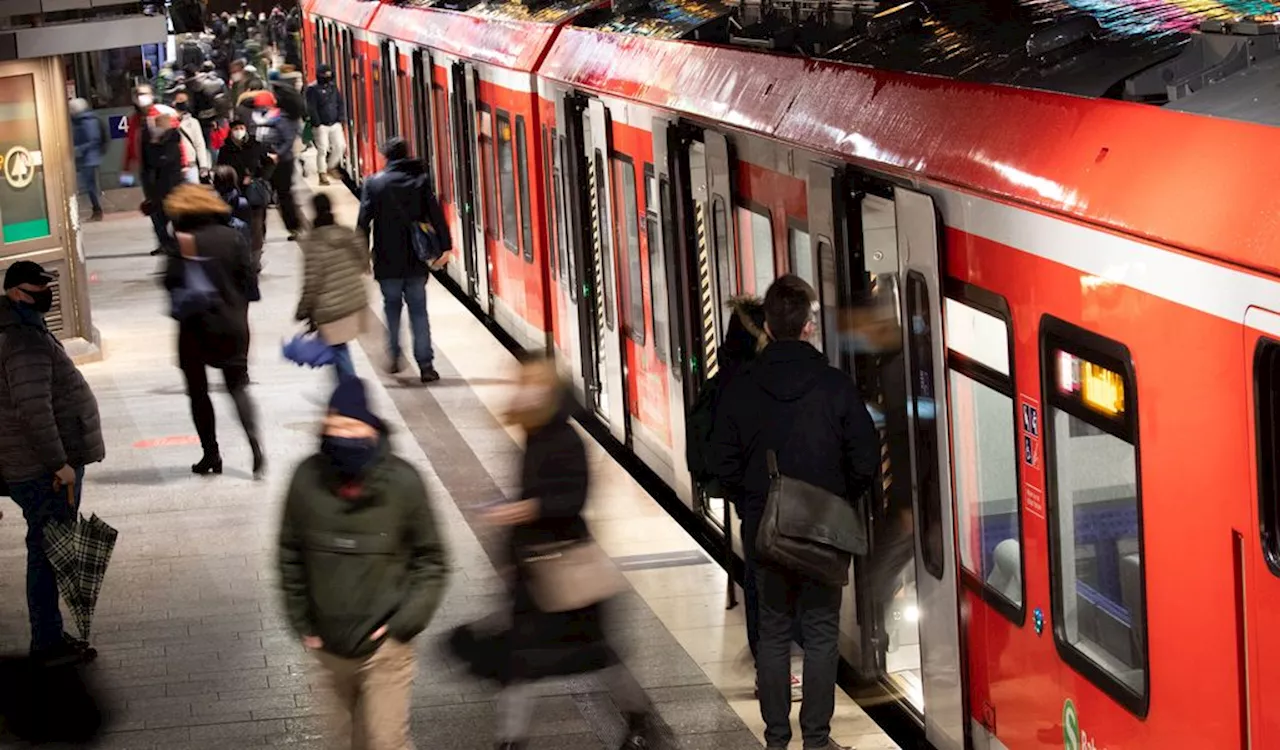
894, 186, 966, 750
584, 97, 627, 442
550, 88, 591, 406
450, 60, 490, 311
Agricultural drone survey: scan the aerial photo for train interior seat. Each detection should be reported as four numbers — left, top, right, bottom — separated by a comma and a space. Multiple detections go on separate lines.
985, 538, 1022, 604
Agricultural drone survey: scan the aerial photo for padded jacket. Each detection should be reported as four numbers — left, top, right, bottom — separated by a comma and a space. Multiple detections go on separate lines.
296, 224, 369, 326
357, 158, 451, 281
278, 443, 450, 659
0, 299, 104, 482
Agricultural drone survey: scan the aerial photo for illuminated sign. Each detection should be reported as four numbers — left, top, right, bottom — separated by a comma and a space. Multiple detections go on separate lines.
4, 146, 34, 189
1057, 350, 1125, 418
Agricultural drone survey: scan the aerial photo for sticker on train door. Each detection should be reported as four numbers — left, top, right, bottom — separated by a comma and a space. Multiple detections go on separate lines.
1019, 396, 1040, 469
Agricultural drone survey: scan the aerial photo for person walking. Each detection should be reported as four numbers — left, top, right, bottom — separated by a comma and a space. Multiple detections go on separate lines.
296, 193, 369, 383
170, 88, 211, 184
277, 377, 449, 750
250, 89, 305, 242
217, 118, 272, 271
0, 261, 105, 665
357, 137, 450, 383
306, 64, 345, 185
710, 275, 879, 750
162, 183, 264, 479
68, 98, 106, 221
121, 86, 182, 255
483, 355, 657, 750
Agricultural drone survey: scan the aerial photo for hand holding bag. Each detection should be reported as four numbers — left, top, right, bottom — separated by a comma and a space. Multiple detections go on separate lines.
756, 449, 867, 587
523, 539, 626, 613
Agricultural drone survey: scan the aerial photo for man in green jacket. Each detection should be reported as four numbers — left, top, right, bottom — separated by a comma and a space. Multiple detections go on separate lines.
278, 377, 448, 749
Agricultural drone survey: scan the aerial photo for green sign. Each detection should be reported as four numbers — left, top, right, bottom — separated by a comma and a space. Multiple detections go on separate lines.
1063, 699, 1079, 750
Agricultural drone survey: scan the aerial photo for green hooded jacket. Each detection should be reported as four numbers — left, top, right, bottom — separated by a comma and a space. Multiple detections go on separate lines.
278, 444, 449, 658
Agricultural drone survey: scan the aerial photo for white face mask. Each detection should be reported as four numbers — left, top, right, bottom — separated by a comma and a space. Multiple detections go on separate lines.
232, 71, 244, 83
231, 129, 247, 141
136, 94, 153, 108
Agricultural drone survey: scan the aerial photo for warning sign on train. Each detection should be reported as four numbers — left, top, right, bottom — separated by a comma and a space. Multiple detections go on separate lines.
4, 146, 34, 189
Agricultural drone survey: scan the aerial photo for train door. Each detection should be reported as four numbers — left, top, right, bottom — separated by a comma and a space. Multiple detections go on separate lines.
450, 60, 489, 310
1244, 306, 1280, 749
584, 98, 626, 442
411, 49, 433, 174
652, 116, 693, 504
892, 186, 965, 750
340, 28, 361, 178
550, 89, 589, 403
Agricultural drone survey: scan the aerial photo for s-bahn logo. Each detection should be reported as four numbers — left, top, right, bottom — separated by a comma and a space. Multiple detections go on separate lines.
3, 146, 34, 189
1063, 699, 1080, 750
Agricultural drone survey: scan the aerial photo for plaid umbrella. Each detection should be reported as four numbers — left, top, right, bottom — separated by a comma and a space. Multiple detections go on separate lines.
43, 506, 118, 642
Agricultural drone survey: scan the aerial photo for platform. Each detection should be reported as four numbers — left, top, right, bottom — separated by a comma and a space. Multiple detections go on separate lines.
0, 182, 899, 750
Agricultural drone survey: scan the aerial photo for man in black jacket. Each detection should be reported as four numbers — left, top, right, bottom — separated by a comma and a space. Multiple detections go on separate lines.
710, 275, 877, 750
358, 138, 451, 384
0, 262, 105, 665
305, 64, 345, 185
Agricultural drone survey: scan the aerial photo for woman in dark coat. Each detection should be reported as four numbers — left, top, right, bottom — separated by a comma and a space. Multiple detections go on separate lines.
216, 118, 272, 272
481, 356, 655, 750
162, 183, 264, 479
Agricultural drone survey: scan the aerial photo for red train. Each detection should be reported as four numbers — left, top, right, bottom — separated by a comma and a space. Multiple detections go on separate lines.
300, 1, 1280, 747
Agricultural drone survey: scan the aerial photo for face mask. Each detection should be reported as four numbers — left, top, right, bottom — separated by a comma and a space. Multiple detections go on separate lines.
173, 101, 189, 113
136, 94, 153, 109
320, 435, 379, 479
21, 289, 53, 315
321, 73, 332, 82
231, 129, 247, 141
232, 72, 244, 83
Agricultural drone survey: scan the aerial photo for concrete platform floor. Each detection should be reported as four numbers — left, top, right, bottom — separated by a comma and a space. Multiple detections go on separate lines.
0, 183, 898, 750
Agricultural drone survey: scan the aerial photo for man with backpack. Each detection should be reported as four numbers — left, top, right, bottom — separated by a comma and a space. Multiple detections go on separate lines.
710, 275, 878, 750
357, 137, 450, 384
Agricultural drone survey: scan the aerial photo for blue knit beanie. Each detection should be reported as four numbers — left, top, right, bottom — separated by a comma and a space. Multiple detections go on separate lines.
329, 378, 383, 431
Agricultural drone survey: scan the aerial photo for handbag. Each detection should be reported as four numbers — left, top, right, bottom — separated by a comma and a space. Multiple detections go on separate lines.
756, 448, 867, 588
168, 257, 220, 321
412, 221, 444, 265
523, 540, 625, 613
244, 177, 273, 208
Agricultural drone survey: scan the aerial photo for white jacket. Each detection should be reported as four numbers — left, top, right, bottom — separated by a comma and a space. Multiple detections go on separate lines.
177, 114, 210, 171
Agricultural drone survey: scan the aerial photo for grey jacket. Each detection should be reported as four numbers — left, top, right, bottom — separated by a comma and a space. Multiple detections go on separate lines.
0, 298, 105, 482
296, 225, 369, 326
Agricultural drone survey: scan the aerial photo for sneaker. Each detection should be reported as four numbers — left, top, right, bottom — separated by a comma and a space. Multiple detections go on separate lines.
420, 366, 440, 384
287, 232, 300, 242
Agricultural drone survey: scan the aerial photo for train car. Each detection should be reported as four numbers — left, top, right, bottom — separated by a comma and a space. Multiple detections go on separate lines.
301, 0, 1280, 747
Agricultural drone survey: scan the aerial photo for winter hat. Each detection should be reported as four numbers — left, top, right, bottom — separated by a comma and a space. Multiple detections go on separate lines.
328, 378, 384, 431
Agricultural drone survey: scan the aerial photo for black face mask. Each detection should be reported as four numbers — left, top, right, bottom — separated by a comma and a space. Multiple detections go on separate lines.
320, 435, 379, 479
23, 289, 52, 314
173, 101, 189, 113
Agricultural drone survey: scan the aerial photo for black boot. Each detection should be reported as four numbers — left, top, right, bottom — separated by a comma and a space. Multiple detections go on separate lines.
192, 452, 223, 476
250, 439, 265, 481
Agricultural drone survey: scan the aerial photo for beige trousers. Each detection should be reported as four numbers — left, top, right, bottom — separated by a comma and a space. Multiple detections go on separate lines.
313, 638, 417, 750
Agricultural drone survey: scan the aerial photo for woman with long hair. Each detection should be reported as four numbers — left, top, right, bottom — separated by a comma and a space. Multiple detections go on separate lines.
163, 183, 264, 478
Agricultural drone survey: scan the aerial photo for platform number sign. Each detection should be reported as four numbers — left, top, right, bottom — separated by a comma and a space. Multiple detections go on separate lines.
108, 115, 129, 140
1022, 402, 1039, 468
1063, 699, 1079, 750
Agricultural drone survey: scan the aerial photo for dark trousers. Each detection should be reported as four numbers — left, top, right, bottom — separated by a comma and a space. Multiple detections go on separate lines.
149, 202, 173, 250
76, 166, 101, 212
8, 467, 85, 652
742, 513, 805, 661
270, 158, 301, 233
249, 205, 267, 271
181, 362, 259, 458
756, 564, 841, 749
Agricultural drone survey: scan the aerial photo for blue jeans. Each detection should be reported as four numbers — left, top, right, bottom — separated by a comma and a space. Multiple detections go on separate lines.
9, 466, 85, 651
76, 166, 101, 212
331, 343, 356, 382
378, 277, 433, 367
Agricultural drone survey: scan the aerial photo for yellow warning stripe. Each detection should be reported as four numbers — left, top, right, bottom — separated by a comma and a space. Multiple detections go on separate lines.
588, 162, 606, 338
695, 200, 719, 380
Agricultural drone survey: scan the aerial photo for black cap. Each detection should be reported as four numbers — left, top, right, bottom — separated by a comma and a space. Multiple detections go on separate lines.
4, 261, 52, 290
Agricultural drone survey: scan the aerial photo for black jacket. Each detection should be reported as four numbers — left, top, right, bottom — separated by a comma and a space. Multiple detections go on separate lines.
306, 70, 344, 126
216, 133, 271, 185
141, 129, 185, 201
163, 187, 255, 370
710, 340, 878, 521
357, 159, 451, 281
271, 81, 307, 123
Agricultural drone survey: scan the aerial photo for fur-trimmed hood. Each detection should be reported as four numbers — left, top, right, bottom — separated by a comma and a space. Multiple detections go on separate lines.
164, 183, 231, 219
726, 295, 768, 353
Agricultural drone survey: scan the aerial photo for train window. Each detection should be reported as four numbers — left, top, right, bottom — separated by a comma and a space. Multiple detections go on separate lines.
613, 157, 644, 345
905, 272, 944, 581
594, 150, 615, 330
479, 109, 497, 239
1257, 339, 1280, 575
432, 85, 451, 202
516, 116, 533, 264
556, 135, 574, 300
312, 21, 322, 65
711, 197, 733, 297
946, 291, 1023, 617
645, 165, 669, 365
790, 227, 813, 290
659, 177, 678, 375
353, 54, 368, 146
496, 112, 518, 255
1042, 318, 1147, 714
543, 127, 556, 280
371, 63, 384, 145
737, 207, 774, 295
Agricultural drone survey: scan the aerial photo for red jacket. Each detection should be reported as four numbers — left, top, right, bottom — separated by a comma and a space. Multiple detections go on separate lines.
122, 105, 194, 173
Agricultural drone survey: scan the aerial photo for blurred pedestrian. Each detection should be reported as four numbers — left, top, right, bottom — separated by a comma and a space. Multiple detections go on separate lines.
162, 184, 263, 479
278, 377, 449, 750
68, 98, 106, 221
170, 88, 210, 184
121, 85, 181, 254
484, 355, 657, 750
306, 64, 345, 185
0, 261, 104, 665
358, 137, 450, 383
710, 275, 878, 750
296, 193, 369, 383
216, 118, 271, 273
